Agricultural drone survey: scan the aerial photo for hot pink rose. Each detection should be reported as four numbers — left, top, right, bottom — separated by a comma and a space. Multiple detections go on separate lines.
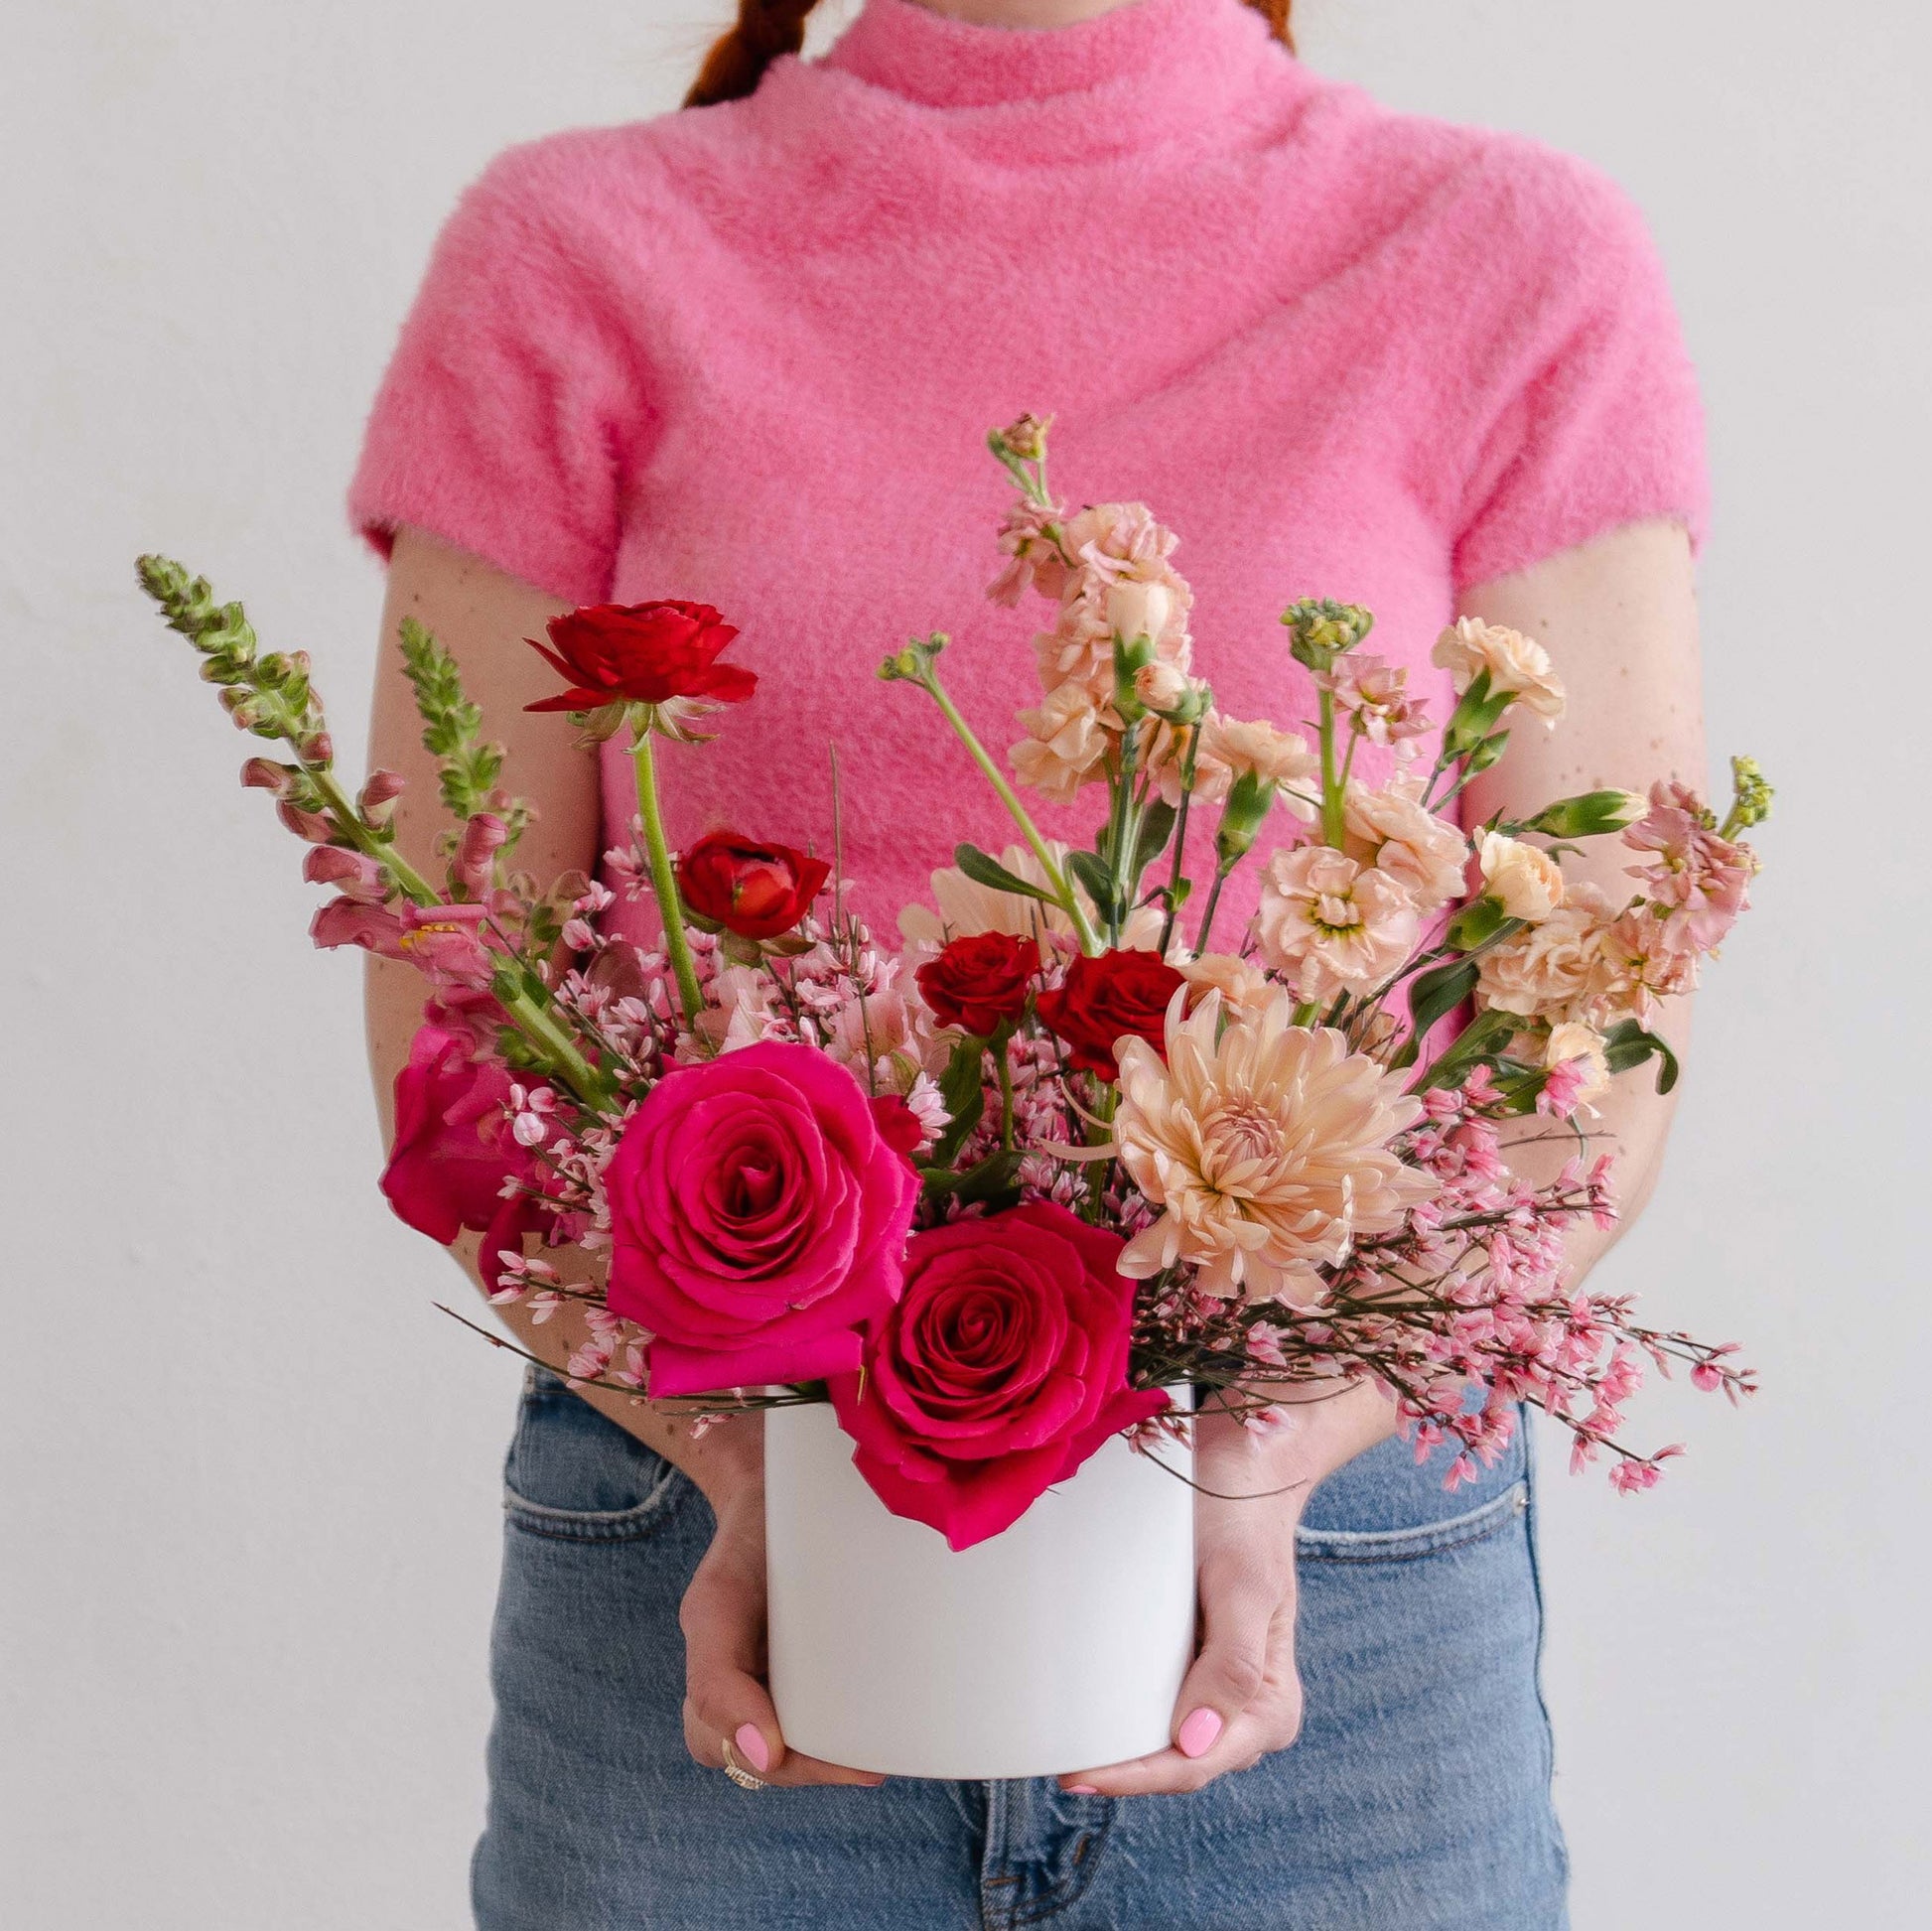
379, 1023, 532, 1244
829, 1202, 1171, 1550
606, 1041, 920, 1397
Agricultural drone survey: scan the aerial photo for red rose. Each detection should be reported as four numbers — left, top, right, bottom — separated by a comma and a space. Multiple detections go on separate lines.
379, 1023, 533, 1245
676, 830, 831, 940
915, 932, 1040, 1036
1035, 948, 1185, 1078
524, 600, 756, 713
828, 1203, 1170, 1550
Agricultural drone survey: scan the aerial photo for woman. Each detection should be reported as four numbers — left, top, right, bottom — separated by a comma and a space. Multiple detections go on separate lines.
351, 0, 1706, 1922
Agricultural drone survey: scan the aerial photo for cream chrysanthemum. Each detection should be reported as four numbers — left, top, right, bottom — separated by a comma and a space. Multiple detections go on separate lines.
1113, 989, 1437, 1303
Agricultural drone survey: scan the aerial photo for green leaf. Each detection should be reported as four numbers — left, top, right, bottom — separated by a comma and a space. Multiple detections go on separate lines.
921, 1149, 1026, 1211
928, 1034, 988, 1166
1601, 1019, 1681, 1094
1065, 849, 1122, 930
1412, 1006, 1519, 1092
1391, 956, 1478, 1068
1131, 799, 1177, 879
953, 842, 1055, 905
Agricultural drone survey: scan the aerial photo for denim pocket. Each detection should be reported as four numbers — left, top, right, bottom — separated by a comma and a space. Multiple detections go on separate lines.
1296, 1480, 1529, 1564
502, 1365, 690, 1544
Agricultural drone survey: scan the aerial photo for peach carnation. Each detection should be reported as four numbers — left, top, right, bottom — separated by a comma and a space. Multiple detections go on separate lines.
1113, 988, 1437, 1302
1342, 775, 1470, 913
1256, 844, 1421, 1001
1474, 883, 1616, 1020
1476, 830, 1565, 922
1432, 618, 1566, 725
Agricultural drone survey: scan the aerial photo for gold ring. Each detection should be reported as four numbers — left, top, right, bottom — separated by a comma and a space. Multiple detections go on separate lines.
721, 1736, 768, 1792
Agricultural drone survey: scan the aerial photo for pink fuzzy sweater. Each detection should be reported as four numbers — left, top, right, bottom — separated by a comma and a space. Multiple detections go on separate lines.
348, 0, 1705, 941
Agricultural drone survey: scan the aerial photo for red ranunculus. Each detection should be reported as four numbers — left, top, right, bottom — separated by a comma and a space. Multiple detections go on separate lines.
829, 1203, 1170, 1550
915, 932, 1040, 1036
1035, 948, 1185, 1079
869, 1092, 926, 1161
676, 831, 831, 941
379, 1023, 533, 1244
606, 1042, 920, 1397
524, 600, 756, 714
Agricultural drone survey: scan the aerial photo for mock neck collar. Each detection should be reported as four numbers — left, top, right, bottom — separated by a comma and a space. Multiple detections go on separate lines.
808, 0, 1300, 158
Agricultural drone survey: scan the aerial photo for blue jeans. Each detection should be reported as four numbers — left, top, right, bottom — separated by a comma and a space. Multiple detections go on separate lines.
473, 1367, 1569, 1928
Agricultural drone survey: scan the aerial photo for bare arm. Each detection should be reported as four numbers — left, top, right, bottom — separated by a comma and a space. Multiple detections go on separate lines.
365, 527, 871, 1789
1459, 515, 1705, 1252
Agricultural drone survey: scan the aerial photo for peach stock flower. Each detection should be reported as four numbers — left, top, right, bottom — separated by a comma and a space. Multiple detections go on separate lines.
1341, 775, 1470, 912
1112, 989, 1437, 1302
1475, 883, 1616, 1019
1596, 905, 1701, 1023
1256, 844, 1421, 1001
1011, 683, 1111, 801
1432, 617, 1566, 724
1476, 830, 1565, 922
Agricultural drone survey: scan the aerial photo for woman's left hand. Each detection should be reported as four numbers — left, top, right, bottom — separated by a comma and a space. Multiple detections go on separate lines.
1057, 1383, 1395, 1798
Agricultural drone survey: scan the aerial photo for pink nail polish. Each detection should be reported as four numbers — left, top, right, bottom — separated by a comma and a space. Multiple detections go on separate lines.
1176, 1708, 1222, 1759
735, 1723, 770, 1773
1066, 1783, 1101, 1796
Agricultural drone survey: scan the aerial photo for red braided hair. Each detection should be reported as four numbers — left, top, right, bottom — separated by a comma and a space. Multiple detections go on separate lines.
684, 0, 1294, 109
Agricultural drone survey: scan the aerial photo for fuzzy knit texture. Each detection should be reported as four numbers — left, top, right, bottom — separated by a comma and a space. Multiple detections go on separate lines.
348, 0, 1707, 942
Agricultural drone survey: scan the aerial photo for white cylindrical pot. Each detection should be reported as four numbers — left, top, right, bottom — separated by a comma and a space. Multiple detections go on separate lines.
764, 1397, 1196, 1781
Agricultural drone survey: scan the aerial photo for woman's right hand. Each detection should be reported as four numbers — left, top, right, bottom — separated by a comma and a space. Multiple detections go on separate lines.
677, 1451, 889, 1790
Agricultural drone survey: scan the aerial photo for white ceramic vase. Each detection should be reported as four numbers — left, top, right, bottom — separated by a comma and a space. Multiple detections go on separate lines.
763, 1397, 1196, 1780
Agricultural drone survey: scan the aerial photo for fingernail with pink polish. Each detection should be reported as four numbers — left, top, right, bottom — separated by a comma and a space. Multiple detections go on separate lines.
1176, 1708, 1222, 1759
1066, 1783, 1101, 1796
735, 1723, 770, 1773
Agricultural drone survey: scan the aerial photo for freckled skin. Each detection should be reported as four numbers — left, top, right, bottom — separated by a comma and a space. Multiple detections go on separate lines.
1460, 514, 1703, 1238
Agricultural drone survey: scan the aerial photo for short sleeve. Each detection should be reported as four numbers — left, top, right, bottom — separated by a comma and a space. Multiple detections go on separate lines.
1449, 152, 1708, 591
347, 142, 644, 607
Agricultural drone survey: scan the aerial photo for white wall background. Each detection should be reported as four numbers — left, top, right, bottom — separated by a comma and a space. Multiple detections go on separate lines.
5, 1, 1924, 1924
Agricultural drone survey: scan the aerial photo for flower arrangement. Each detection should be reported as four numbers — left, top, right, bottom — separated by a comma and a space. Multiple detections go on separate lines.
138, 415, 1767, 1551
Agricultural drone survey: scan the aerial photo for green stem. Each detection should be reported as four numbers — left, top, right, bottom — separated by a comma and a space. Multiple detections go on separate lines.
308, 767, 441, 905
996, 1038, 1016, 1151
1107, 721, 1143, 947
1194, 861, 1234, 956
1317, 688, 1346, 848
1156, 727, 1198, 959
629, 731, 705, 1027
919, 667, 1101, 954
